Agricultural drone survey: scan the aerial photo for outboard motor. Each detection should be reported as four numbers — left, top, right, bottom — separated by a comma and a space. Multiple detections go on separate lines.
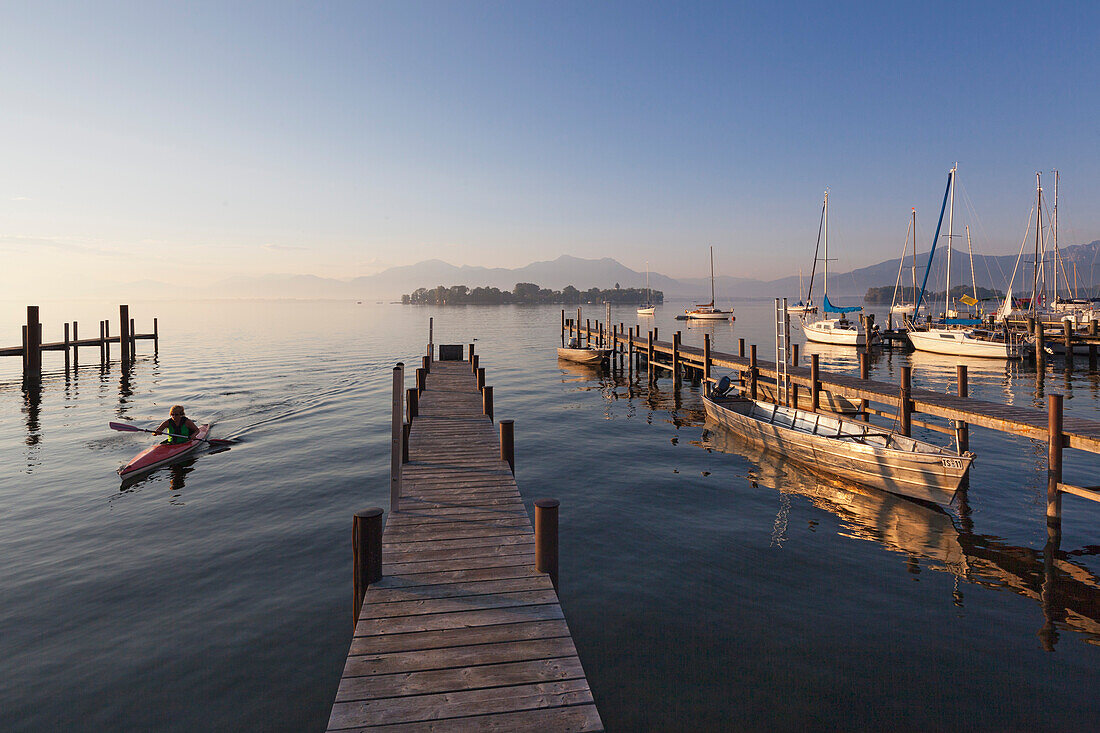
712, 375, 732, 398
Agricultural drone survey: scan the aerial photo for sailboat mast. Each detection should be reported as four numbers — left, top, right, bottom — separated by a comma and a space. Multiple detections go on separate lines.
966, 225, 977, 305
1033, 173, 1042, 313
1053, 170, 1059, 304
946, 164, 956, 317
709, 246, 715, 306
823, 191, 829, 302
911, 208, 918, 304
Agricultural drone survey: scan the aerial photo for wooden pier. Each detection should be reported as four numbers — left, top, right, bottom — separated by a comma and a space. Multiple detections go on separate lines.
565, 313, 1100, 539
2, 305, 158, 379
328, 349, 602, 731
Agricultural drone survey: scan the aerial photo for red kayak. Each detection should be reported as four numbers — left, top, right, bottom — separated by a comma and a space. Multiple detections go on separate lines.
118, 425, 211, 479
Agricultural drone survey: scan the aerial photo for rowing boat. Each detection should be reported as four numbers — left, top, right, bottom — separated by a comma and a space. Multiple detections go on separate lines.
118, 424, 211, 479
702, 383, 972, 505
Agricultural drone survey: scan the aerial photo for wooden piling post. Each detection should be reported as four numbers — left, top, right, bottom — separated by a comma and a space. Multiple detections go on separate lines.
738, 338, 745, 358
652, 327, 658, 343
534, 498, 560, 591
402, 422, 410, 463
810, 354, 820, 412
627, 327, 634, 374
391, 363, 404, 512
900, 366, 912, 437
1063, 321, 1074, 370
471, 353, 479, 374
352, 507, 384, 627
129, 317, 136, 360
792, 343, 799, 366
749, 344, 758, 400
72, 321, 79, 367
956, 365, 970, 453
428, 317, 433, 357
1047, 393, 1063, 541
406, 387, 419, 420
1090, 319, 1098, 372
561, 310, 565, 347
1035, 319, 1045, 367
647, 330, 654, 381
153, 317, 158, 350
482, 385, 494, 420
416, 367, 426, 394
119, 305, 130, 364
672, 331, 681, 387
477, 367, 486, 392
64, 322, 70, 370
859, 352, 869, 421
586, 319, 591, 346
500, 419, 515, 474
422, 354, 430, 375
469, 343, 476, 363
703, 334, 712, 383
25, 306, 41, 378
99, 321, 106, 363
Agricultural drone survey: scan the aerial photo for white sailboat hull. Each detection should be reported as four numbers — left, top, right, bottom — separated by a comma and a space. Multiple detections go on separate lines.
803, 318, 867, 346
685, 309, 732, 320
908, 328, 1023, 359
637, 306, 656, 315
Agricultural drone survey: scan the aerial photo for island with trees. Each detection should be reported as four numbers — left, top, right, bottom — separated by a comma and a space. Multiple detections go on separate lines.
402, 282, 663, 305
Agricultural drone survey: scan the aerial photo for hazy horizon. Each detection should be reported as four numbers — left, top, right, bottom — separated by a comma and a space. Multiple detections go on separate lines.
4, 2, 1098, 298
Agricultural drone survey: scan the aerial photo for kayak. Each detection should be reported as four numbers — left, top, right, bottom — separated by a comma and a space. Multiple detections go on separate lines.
118, 424, 210, 479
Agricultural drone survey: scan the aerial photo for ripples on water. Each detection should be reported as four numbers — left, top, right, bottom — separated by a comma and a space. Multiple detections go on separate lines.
1, 300, 1098, 731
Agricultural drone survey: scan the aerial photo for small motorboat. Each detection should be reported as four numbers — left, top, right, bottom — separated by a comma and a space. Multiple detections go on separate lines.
702, 378, 972, 505
118, 425, 211, 479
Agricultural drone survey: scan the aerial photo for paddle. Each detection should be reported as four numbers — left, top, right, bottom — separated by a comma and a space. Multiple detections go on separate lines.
108, 421, 236, 446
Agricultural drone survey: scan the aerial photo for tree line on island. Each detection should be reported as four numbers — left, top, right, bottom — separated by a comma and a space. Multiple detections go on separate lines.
402, 282, 664, 305
864, 285, 1005, 303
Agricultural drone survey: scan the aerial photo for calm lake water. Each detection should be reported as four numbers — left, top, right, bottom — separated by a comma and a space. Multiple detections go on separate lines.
2, 299, 1099, 731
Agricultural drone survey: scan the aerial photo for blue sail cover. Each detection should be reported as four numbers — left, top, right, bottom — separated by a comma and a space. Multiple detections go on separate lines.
822, 295, 861, 314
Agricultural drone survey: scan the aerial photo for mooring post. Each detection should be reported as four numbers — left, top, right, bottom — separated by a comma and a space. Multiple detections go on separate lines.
859, 352, 869, 422
153, 317, 158, 351
72, 321, 79, 366
477, 367, 486, 392
21, 325, 27, 373
391, 363, 404, 512
647, 330, 654, 381
416, 367, 425, 394
129, 318, 136, 360
99, 321, 106, 363
422, 354, 430, 375
957, 365, 970, 453
406, 386, 419, 420
428, 317, 433, 357
672, 331, 681, 387
482, 385, 494, 420
653, 327, 659, 343
703, 334, 712, 383
1063, 321, 1074, 371
25, 306, 41, 378
738, 338, 745, 358
104, 320, 111, 362
402, 422, 410, 463
810, 354, 820, 412
469, 343, 476, 363
561, 310, 565, 347
352, 507, 384, 628
1090, 319, 1098, 372
586, 319, 591, 346
792, 343, 799, 367
749, 344, 758, 400
472, 353, 479, 374
627, 327, 634, 374
1047, 393, 1064, 542
900, 366, 912, 437
500, 419, 515, 474
63, 322, 70, 370
534, 498, 560, 591
119, 305, 130, 365
1035, 319, 1046, 367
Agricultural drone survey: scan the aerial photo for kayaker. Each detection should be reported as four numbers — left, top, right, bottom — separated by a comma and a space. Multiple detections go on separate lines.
154, 405, 201, 445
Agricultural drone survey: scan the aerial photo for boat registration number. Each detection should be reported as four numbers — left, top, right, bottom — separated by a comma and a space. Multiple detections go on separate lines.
941, 458, 965, 469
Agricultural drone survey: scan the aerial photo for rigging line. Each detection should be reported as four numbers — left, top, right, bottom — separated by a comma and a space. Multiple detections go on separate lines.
957, 181, 1007, 294
804, 196, 826, 308
891, 216, 913, 309
1006, 206, 1034, 297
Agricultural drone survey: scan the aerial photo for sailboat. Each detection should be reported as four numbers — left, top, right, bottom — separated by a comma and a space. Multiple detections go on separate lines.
684, 246, 733, 320
637, 261, 656, 315
907, 164, 1024, 359
890, 209, 920, 316
801, 191, 870, 346
788, 269, 817, 314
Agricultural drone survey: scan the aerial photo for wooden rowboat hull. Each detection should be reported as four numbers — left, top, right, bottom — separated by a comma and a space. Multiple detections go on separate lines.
557, 347, 611, 364
702, 394, 970, 505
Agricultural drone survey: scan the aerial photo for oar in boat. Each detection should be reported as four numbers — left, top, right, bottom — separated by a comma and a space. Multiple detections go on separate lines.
108, 421, 236, 446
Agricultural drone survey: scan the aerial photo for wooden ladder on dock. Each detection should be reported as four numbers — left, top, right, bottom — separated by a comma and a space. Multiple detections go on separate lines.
327, 359, 603, 731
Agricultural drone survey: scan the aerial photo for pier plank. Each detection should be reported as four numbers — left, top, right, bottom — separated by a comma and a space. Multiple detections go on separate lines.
328, 360, 602, 731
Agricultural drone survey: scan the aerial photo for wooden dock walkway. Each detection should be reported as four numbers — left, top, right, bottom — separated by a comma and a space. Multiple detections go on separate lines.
327, 359, 603, 731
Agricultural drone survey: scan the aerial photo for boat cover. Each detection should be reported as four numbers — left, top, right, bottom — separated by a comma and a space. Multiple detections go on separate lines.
823, 295, 861, 314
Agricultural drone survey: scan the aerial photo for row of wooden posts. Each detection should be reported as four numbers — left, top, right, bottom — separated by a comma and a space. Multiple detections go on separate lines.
3, 305, 158, 379
351, 333, 560, 626
563, 311, 1099, 544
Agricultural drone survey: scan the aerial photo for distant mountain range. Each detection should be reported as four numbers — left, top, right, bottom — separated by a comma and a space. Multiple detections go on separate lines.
113, 241, 1100, 301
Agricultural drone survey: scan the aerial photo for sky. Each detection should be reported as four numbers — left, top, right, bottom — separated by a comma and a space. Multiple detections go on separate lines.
2, 1, 1098, 297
